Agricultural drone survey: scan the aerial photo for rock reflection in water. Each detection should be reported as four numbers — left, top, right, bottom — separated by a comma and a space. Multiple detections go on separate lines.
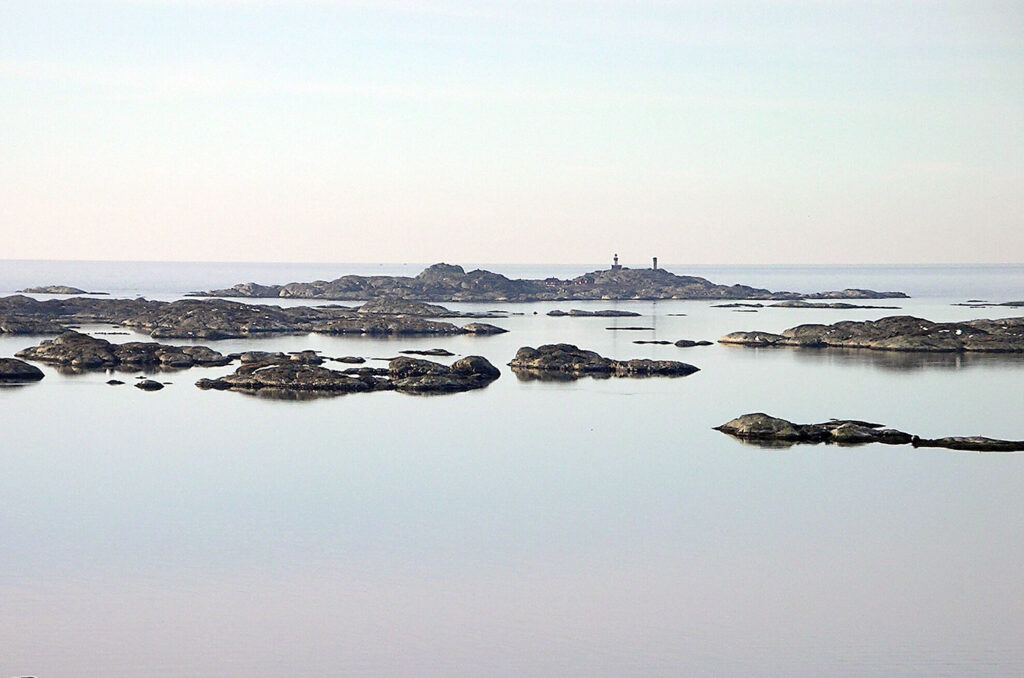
789, 347, 1024, 371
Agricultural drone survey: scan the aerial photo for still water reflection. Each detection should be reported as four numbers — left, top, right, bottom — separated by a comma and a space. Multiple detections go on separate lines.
2, 286, 1023, 677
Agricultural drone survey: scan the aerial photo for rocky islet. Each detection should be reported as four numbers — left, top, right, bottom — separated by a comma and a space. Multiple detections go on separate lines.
715, 413, 1024, 452
719, 315, 1024, 352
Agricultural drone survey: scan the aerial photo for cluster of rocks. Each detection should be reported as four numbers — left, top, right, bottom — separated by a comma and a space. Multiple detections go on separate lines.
720, 315, 1024, 352
196, 353, 500, 397
188, 262, 908, 302
715, 413, 1024, 452
508, 344, 699, 380
15, 330, 232, 370
0, 295, 507, 339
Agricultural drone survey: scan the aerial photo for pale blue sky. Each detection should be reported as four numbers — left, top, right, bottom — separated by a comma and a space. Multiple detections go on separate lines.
2, 1, 1021, 264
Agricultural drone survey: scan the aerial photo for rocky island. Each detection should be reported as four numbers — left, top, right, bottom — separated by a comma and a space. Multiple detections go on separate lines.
508, 344, 699, 379
720, 316, 1024, 352
715, 413, 1024, 452
0, 295, 506, 339
188, 263, 908, 302
17, 285, 108, 295
196, 353, 500, 397
16, 330, 233, 369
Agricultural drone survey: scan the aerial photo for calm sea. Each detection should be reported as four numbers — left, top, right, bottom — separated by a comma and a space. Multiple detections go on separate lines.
2, 261, 1023, 678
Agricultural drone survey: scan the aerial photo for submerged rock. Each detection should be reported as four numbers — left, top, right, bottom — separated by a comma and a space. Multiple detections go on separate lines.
720, 316, 1024, 352
508, 344, 699, 379
0, 357, 45, 382
714, 413, 1021, 452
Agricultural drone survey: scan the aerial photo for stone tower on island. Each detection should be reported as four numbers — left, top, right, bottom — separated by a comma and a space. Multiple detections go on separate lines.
611, 253, 622, 271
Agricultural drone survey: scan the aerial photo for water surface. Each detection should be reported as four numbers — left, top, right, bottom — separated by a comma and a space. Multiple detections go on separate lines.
1, 263, 1023, 677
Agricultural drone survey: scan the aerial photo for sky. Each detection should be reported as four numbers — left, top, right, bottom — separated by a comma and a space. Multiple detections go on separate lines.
1, 0, 1022, 265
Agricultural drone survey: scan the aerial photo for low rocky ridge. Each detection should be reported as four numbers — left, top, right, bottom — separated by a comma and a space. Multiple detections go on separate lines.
719, 316, 1024, 352
17, 285, 107, 295
547, 309, 641, 317
16, 330, 232, 369
0, 357, 45, 382
356, 297, 506, 318
508, 344, 699, 378
188, 263, 908, 302
768, 301, 901, 309
0, 295, 506, 338
953, 300, 1024, 309
196, 353, 500, 396
715, 413, 1024, 452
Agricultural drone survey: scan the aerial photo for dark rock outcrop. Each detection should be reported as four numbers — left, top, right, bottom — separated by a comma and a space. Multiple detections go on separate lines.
399, 348, 455, 356
134, 379, 165, 391
715, 413, 1023, 452
196, 354, 500, 397
674, 339, 713, 347
768, 301, 900, 309
547, 309, 641, 317
911, 436, 1024, 452
714, 413, 912, 445
16, 330, 232, 369
508, 344, 699, 379
0, 357, 45, 382
187, 263, 908, 302
460, 322, 508, 335
720, 316, 1024, 352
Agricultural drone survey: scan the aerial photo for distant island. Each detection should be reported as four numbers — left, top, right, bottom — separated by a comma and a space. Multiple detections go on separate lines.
18, 285, 108, 295
189, 262, 908, 302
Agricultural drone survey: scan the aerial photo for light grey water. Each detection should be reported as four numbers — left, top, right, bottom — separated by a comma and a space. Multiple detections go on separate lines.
1, 262, 1023, 677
